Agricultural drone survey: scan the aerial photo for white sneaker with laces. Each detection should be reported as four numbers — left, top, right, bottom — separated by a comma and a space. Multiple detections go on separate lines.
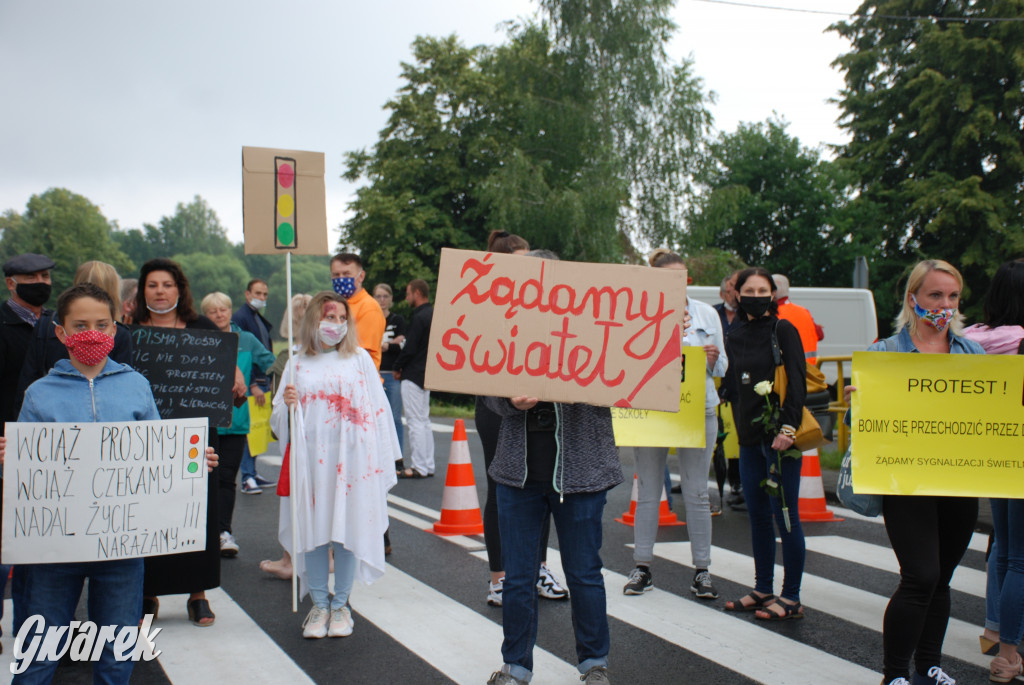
487, 577, 504, 607
302, 606, 329, 639
536, 563, 569, 600
219, 531, 239, 558
327, 606, 354, 637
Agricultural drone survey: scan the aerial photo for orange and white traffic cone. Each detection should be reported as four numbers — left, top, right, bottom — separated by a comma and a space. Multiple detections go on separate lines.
615, 473, 685, 527
433, 419, 485, 536
798, 447, 842, 523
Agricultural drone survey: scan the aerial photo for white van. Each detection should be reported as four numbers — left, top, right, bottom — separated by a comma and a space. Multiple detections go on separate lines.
687, 285, 878, 383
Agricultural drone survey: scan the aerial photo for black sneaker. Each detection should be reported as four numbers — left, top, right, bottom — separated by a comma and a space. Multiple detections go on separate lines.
622, 566, 652, 595
690, 569, 719, 599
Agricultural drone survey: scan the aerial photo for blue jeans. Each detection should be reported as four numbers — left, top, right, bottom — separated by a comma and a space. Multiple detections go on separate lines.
496, 483, 609, 681
990, 497, 1024, 645
305, 542, 356, 610
12, 559, 144, 685
738, 442, 805, 602
381, 370, 404, 457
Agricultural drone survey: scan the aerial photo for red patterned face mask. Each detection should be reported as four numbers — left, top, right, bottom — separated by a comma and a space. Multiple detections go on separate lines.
63, 329, 115, 366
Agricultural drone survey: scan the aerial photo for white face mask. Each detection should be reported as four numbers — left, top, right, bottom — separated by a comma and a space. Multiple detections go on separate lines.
250, 297, 267, 310
147, 298, 179, 315
318, 321, 347, 347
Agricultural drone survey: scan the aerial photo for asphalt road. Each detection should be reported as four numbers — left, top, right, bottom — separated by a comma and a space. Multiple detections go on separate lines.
2, 417, 997, 685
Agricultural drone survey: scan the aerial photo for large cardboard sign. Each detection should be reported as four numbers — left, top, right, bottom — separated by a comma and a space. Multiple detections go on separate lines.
612, 347, 707, 447
425, 249, 686, 411
241, 146, 329, 255
129, 326, 239, 428
2, 419, 209, 564
850, 351, 1024, 497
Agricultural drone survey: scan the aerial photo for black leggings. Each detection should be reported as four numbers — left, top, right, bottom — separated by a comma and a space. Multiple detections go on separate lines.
216, 434, 247, 534
882, 494, 977, 681
475, 398, 549, 573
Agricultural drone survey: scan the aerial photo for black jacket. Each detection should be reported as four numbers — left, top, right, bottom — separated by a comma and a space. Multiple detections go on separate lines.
232, 303, 274, 387
0, 301, 50, 434
17, 314, 134, 403
393, 302, 433, 388
724, 315, 806, 446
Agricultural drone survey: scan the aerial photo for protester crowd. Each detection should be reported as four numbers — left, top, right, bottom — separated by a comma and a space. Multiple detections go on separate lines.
0, 242, 1019, 685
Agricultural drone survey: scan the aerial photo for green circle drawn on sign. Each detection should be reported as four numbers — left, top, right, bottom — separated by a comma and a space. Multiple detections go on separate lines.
277, 222, 295, 246
187, 462, 199, 474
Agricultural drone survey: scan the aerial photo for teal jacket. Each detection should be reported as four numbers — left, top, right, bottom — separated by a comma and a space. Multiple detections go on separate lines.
219, 323, 277, 436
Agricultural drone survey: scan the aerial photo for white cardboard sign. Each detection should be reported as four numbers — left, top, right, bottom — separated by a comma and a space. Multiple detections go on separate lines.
2, 419, 209, 564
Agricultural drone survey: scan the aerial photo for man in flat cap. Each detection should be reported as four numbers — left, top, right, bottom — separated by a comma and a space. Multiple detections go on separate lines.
0, 252, 55, 651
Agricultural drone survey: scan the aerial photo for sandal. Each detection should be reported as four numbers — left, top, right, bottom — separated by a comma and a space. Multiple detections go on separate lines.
755, 599, 804, 621
187, 598, 216, 627
397, 469, 432, 479
259, 558, 293, 580
724, 592, 775, 612
979, 634, 999, 656
142, 597, 159, 621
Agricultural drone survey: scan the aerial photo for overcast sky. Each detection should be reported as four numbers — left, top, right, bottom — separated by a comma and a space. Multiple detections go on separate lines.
0, 0, 862, 247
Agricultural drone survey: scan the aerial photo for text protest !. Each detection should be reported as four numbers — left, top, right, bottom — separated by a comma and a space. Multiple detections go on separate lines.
850, 352, 1024, 497
1, 419, 209, 564
425, 249, 686, 411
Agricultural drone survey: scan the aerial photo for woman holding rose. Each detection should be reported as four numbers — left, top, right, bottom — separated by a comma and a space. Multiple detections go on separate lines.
722, 267, 807, 620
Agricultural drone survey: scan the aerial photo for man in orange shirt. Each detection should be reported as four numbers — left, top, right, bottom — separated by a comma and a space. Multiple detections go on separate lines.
330, 253, 386, 369
772, 274, 823, 364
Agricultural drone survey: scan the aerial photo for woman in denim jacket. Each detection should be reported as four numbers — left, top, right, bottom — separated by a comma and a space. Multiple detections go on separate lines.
849, 259, 984, 685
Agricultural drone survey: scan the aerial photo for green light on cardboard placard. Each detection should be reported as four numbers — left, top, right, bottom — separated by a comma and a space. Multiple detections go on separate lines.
277, 222, 295, 246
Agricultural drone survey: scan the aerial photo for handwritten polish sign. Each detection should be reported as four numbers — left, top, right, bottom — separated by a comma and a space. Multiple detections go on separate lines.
612, 347, 708, 447
850, 352, 1024, 498
424, 248, 686, 412
2, 419, 209, 564
129, 326, 238, 428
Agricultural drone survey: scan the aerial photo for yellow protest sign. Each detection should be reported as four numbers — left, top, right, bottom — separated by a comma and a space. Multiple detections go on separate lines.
850, 351, 1024, 497
612, 347, 707, 447
247, 396, 274, 456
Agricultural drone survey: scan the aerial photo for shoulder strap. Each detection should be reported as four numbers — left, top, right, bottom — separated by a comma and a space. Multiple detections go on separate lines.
770, 319, 782, 367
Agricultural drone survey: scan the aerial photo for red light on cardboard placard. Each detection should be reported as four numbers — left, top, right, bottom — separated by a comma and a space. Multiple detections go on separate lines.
274, 156, 297, 249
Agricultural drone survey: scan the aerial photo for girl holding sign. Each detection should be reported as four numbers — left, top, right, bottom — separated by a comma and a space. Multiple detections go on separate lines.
849, 259, 984, 685
964, 258, 1024, 683
722, 267, 807, 620
271, 291, 398, 639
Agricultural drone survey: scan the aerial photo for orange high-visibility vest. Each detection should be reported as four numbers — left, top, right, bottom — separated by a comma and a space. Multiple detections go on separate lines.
777, 300, 819, 364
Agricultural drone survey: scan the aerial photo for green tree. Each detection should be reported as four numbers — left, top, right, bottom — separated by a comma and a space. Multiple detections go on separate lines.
141, 196, 232, 261
172, 252, 250, 313
686, 119, 856, 287
831, 0, 1024, 325
0, 188, 133, 304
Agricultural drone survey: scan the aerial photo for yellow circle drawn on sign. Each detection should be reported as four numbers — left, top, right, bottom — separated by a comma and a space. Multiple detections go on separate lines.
189, 447, 199, 459
278, 194, 294, 218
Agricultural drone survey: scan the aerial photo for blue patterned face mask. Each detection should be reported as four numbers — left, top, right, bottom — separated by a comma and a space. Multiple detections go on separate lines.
911, 294, 956, 330
332, 277, 356, 299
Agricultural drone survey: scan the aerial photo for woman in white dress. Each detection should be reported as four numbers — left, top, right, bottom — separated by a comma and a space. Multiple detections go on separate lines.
271, 291, 399, 638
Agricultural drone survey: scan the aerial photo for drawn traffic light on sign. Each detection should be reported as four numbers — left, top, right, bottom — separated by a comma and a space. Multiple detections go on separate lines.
274, 156, 297, 249
182, 424, 207, 479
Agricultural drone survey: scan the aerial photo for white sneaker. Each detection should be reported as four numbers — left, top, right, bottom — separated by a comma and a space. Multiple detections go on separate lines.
537, 563, 569, 600
302, 606, 329, 639
241, 476, 262, 495
327, 606, 354, 637
487, 577, 504, 607
219, 531, 239, 558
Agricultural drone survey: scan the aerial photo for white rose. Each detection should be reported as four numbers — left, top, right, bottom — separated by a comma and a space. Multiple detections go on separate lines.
753, 380, 773, 396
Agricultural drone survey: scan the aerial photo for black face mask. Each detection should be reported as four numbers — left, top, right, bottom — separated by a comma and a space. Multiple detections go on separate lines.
738, 295, 772, 318
15, 281, 52, 307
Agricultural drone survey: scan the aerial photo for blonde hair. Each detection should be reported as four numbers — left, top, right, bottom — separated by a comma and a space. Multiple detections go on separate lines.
200, 291, 232, 315
895, 259, 966, 337
279, 293, 312, 340
298, 291, 359, 357
74, 261, 121, 316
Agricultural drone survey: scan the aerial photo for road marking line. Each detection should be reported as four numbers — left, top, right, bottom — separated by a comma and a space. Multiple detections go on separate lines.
654, 541, 991, 671
387, 505, 485, 551
359, 564, 578, 685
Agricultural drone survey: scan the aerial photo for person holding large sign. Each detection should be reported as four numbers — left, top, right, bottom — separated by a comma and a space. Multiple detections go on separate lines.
270, 291, 398, 639
6, 283, 218, 683
722, 268, 807, 621
848, 259, 985, 685
133, 258, 225, 628
623, 250, 726, 600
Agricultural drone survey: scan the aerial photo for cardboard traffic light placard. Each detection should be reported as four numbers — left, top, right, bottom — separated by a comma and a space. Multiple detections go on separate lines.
241, 146, 329, 255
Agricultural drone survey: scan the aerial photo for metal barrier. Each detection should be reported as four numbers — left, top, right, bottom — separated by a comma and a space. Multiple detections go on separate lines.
815, 356, 853, 453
